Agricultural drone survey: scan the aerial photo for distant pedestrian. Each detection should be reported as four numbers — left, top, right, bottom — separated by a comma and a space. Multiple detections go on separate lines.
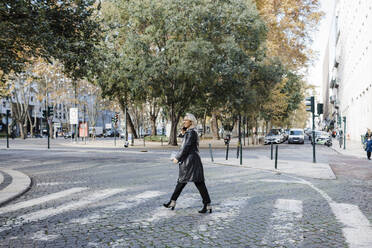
365, 128, 372, 140
338, 130, 343, 148
366, 137, 372, 160
163, 113, 212, 213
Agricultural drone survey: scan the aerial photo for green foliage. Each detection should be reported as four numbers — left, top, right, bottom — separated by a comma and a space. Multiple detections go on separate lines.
0, 1, 102, 82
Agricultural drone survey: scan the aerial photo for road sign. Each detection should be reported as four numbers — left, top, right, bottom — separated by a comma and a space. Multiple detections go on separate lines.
70, 108, 78, 125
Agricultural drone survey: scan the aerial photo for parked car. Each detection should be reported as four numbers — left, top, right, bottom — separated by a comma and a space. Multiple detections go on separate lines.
311, 131, 332, 146
104, 129, 119, 138
64, 132, 74, 139
264, 129, 284, 144
288, 129, 305, 144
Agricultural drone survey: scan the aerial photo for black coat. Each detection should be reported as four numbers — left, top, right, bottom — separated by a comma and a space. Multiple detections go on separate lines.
175, 128, 205, 183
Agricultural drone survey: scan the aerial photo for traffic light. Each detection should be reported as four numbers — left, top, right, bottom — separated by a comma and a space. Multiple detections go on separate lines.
317, 103, 323, 115
111, 117, 115, 124
48, 106, 54, 117
305, 96, 315, 113
115, 113, 119, 123
42, 110, 47, 118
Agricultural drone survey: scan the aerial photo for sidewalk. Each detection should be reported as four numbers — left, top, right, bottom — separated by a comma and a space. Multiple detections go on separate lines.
58, 136, 263, 149
331, 138, 367, 159
205, 155, 336, 180
0, 168, 32, 206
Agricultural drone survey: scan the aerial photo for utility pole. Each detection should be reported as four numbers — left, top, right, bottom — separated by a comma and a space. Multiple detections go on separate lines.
343, 116, 346, 150
306, 96, 316, 163
6, 110, 10, 148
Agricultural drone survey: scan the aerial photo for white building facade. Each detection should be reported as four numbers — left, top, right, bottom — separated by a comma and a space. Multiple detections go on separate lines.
323, 0, 372, 141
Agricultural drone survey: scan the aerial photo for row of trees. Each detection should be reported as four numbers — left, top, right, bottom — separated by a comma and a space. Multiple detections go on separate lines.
93, 0, 322, 145
1, 0, 322, 144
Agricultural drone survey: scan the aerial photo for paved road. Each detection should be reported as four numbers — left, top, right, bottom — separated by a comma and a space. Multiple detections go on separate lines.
0, 140, 371, 247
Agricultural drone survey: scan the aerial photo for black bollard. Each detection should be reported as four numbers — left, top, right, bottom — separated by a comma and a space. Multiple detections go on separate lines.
271, 143, 273, 160
161, 137, 163, 146
209, 144, 214, 162
226, 143, 229, 160
240, 142, 242, 165
275, 145, 278, 169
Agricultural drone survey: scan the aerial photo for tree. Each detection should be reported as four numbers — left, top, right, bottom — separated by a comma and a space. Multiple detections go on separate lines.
105, 0, 267, 145
0, 0, 102, 95
254, 0, 323, 70
7, 71, 34, 139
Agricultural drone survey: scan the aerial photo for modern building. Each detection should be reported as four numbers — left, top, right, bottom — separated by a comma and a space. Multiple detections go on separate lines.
323, 0, 372, 141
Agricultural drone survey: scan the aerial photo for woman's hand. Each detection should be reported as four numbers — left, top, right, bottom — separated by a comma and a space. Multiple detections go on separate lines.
173, 159, 178, 164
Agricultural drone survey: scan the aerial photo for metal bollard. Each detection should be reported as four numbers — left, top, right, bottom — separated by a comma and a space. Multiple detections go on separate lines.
209, 144, 214, 162
271, 143, 273, 160
143, 136, 145, 147
226, 143, 229, 160
275, 145, 278, 169
161, 137, 163, 146
240, 142, 242, 165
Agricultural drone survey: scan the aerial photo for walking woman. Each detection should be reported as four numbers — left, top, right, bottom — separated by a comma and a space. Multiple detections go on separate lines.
163, 113, 212, 213
366, 137, 372, 160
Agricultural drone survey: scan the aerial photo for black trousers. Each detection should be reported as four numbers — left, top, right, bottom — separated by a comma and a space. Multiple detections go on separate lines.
171, 181, 211, 204
367, 151, 371, 159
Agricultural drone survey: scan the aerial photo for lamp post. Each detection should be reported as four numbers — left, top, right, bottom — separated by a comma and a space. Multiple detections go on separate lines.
6, 109, 10, 148
343, 116, 346, 150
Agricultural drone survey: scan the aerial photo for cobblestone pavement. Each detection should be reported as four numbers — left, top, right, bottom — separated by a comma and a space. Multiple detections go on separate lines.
0, 142, 371, 247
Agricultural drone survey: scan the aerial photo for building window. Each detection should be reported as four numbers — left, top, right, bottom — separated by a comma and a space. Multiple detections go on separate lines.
31, 96, 34, 102
2, 102, 5, 107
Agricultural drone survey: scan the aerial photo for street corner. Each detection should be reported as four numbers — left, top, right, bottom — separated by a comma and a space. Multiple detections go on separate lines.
0, 168, 32, 207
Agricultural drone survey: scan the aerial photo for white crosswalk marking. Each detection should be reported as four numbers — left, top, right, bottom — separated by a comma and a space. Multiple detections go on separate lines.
135, 193, 200, 225
330, 203, 372, 248
0, 188, 127, 233
262, 199, 303, 246
0, 187, 88, 215
70, 190, 165, 225
192, 197, 250, 240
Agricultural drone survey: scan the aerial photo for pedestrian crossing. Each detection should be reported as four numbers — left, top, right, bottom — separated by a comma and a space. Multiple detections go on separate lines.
0, 186, 371, 247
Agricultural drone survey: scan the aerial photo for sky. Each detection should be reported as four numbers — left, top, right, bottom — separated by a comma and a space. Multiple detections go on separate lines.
306, 0, 336, 98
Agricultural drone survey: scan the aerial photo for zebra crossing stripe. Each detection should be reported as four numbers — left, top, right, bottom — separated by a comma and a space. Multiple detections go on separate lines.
137, 193, 200, 225
192, 197, 250, 240
70, 191, 165, 225
285, 175, 372, 248
0, 188, 127, 233
0, 187, 88, 215
262, 199, 303, 246
330, 203, 372, 248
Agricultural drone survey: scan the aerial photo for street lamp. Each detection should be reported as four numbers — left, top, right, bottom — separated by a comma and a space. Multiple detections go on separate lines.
343, 116, 346, 150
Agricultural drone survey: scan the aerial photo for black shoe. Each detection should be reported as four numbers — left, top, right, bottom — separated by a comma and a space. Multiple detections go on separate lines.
368, 158, 371, 160
198, 203, 212, 213
163, 200, 176, 210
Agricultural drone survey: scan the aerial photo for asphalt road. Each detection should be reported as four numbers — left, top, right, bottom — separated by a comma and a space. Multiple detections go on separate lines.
0, 139, 371, 247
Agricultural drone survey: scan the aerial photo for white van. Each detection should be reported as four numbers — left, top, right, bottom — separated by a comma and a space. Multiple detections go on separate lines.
288, 129, 305, 144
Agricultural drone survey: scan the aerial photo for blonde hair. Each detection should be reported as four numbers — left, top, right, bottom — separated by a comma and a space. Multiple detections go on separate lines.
184, 113, 197, 128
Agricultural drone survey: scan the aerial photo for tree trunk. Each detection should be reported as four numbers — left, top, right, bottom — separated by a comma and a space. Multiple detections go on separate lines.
27, 109, 34, 137
48, 119, 53, 139
18, 121, 25, 139
118, 97, 138, 138
126, 111, 138, 138
150, 115, 157, 136
211, 112, 220, 140
168, 106, 181, 146
202, 110, 207, 136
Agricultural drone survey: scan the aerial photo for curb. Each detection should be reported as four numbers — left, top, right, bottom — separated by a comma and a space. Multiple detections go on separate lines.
0, 168, 32, 207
